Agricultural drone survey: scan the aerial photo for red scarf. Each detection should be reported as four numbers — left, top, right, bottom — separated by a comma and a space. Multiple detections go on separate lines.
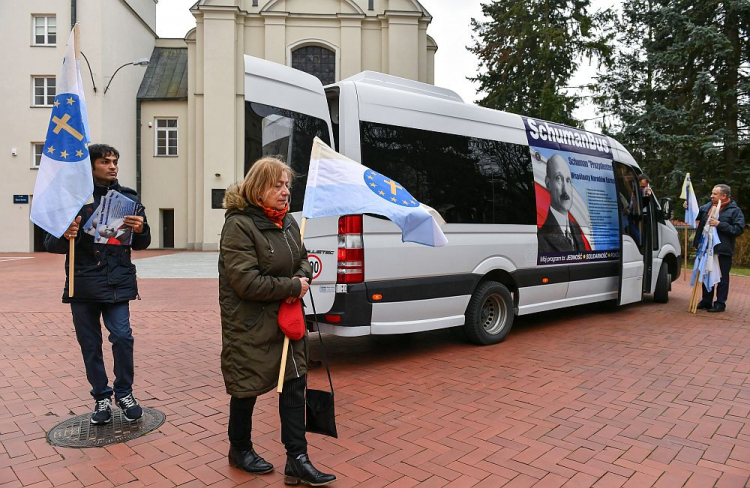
260, 204, 288, 228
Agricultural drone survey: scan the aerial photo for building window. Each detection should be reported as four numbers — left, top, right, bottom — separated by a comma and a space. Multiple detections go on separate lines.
33, 15, 56, 45
32, 143, 44, 168
155, 118, 178, 156
291, 46, 336, 85
32, 77, 56, 106
252, 0, 258, 5
368, 0, 374, 10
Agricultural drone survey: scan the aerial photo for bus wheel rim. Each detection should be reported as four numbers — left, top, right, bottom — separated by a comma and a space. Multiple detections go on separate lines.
481, 293, 506, 335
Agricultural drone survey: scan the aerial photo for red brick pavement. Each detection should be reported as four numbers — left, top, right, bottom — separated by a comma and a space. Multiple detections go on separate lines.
1, 251, 749, 487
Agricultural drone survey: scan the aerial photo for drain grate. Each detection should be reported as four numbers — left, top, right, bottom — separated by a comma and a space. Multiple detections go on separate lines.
47, 407, 166, 448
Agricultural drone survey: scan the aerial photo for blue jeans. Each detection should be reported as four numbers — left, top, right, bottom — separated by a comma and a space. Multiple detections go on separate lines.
70, 302, 135, 401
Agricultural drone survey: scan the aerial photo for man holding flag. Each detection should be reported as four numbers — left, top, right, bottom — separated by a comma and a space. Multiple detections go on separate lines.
693, 184, 745, 312
32, 26, 151, 425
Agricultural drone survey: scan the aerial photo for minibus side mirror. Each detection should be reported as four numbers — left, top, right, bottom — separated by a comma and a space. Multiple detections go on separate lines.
660, 197, 673, 221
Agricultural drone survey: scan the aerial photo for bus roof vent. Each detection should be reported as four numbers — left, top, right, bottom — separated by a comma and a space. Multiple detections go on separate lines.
341, 71, 464, 103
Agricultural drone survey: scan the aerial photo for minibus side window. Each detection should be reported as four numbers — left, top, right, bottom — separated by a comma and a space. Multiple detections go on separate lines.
245, 102, 331, 212
359, 121, 535, 225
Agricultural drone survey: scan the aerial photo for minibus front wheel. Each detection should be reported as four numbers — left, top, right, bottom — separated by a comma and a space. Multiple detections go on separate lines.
464, 281, 514, 345
653, 263, 670, 303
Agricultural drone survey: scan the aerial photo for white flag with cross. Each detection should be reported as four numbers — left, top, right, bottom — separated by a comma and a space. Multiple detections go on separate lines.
30, 26, 93, 238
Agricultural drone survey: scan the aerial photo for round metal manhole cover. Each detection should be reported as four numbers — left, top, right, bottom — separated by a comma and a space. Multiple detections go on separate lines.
47, 407, 166, 448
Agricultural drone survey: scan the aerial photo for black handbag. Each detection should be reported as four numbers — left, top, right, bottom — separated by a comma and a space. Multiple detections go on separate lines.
305, 294, 338, 438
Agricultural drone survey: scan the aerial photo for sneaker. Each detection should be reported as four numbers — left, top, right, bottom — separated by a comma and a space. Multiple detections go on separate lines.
116, 393, 143, 421
91, 398, 112, 425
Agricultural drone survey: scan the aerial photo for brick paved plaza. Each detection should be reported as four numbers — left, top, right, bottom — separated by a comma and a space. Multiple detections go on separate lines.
1, 251, 749, 487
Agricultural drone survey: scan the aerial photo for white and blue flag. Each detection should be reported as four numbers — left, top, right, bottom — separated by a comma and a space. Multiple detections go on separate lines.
691, 201, 722, 292
680, 173, 699, 227
303, 137, 447, 247
30, 26, 93, 238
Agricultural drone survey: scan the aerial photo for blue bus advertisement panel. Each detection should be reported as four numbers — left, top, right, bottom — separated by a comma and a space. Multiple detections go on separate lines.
523, 117, 620, 266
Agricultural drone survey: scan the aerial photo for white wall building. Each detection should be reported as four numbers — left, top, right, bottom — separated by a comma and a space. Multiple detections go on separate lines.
1, 0, 437, 252
1, 0, 156, 252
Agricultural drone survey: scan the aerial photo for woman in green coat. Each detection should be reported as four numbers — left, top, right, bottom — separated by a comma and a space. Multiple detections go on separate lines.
219, 157, 336, 486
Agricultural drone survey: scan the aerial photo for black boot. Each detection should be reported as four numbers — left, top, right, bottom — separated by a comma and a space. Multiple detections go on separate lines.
284, 453, 336, 486
228, 445, 273, 474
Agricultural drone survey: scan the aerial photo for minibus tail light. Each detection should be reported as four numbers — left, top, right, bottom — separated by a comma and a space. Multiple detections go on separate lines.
337, 215, 364, 283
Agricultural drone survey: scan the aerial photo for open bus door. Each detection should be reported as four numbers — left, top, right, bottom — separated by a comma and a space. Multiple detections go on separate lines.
615, 163, 645, 305
642, 192, 660, 293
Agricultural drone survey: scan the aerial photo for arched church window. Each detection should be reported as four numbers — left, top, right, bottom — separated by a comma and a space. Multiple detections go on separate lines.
291, 46, 335, 85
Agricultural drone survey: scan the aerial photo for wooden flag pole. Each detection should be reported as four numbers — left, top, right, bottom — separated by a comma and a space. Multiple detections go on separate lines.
277, 217, 308, 393
69, 237, 75, 297
684, 225, 688, 281
69, 23, 81, 298
688, 271, 701, 313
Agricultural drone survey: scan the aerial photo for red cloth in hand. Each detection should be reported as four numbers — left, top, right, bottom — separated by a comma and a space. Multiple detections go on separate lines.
278, 300, 305, 340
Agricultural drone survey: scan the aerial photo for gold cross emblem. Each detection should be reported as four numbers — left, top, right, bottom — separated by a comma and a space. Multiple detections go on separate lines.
51, 113, 84, 141
384, 179, 403, 195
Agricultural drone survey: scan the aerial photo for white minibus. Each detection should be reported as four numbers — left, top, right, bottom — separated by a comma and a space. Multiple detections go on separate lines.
242, 55, 682, 345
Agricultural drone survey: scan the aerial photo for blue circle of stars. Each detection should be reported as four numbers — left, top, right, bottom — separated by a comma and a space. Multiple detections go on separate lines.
364, 170, 419, 207
43, 93, 89, 163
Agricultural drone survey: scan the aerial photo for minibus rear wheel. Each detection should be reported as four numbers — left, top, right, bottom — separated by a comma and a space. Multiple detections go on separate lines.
464, 281, 514, 345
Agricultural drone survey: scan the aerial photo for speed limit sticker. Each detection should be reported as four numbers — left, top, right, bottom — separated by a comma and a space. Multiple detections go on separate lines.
308, 254, 322, 280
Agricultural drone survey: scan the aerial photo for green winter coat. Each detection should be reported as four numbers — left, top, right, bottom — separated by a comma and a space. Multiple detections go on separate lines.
219, 184, 312, 398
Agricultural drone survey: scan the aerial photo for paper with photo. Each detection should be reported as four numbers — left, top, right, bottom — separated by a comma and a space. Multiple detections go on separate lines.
89, 190, 142, 246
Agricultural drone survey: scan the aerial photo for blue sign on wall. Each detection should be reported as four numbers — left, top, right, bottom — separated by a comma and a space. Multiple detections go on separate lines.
14, 195, 29, 204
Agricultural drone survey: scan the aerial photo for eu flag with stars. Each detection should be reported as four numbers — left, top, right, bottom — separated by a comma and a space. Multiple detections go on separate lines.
31, 26, 93, 238
303, 138, 447, 247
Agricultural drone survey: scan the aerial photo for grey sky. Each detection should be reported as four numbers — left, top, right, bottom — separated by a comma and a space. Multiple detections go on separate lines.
155, 0, 618, 131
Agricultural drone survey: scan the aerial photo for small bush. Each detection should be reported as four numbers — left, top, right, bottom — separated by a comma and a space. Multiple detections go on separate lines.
734, 231, 750, 267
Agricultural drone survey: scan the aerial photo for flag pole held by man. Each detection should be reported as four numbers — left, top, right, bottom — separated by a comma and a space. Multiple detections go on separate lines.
30, 24, 93, 296
276, 137, 448, 392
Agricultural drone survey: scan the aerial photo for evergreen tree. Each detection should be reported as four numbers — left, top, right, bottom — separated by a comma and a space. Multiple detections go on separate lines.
595, 0, 750, 217
469, 0, 613, 126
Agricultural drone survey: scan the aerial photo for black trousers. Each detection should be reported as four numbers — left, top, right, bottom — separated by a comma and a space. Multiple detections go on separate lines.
701, 254, 733, 307
228, 375, 307, 457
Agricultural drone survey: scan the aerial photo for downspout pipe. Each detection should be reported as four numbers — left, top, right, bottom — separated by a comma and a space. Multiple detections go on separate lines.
136, 100, 142, 197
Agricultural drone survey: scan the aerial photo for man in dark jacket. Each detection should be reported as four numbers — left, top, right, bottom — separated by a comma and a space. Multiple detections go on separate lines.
45, 144, 151, 424
693, 184, 745, 312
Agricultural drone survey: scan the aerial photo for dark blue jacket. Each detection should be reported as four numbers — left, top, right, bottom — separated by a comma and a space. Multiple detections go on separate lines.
44, 180, 151, 303
693, 200, 745, 256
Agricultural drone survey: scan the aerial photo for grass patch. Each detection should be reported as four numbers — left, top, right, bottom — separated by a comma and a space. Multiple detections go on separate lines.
681, 260, 750, 276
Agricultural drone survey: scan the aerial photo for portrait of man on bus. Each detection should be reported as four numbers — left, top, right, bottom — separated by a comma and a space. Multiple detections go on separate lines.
537, 154, 586, 253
